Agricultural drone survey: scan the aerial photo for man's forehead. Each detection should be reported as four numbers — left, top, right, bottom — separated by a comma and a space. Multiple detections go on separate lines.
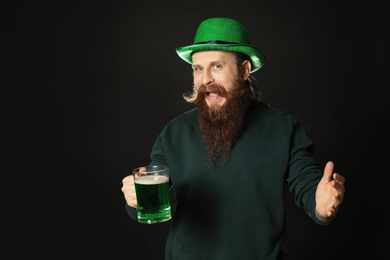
192, 50, 236, 65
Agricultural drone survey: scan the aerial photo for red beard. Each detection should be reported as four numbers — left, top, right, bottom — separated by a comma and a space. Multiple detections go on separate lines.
185, 81, 251, 165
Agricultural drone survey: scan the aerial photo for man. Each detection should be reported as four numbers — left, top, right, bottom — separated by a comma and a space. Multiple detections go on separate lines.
122, 18, 345, 259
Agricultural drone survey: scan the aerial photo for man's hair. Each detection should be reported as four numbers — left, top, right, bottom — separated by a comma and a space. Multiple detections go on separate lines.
234, 52, 265, 104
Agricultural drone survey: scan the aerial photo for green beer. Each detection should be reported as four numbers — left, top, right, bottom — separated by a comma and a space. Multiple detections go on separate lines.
134, 175, 171, 224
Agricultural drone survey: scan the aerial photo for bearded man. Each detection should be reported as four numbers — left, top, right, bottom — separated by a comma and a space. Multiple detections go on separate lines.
122, 18, 345, 260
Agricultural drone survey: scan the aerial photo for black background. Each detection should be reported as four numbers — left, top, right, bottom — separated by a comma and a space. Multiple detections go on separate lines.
4, 0, 389, 259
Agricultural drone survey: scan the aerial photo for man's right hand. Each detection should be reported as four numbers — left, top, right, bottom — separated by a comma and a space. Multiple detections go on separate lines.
122, 175, 137, 208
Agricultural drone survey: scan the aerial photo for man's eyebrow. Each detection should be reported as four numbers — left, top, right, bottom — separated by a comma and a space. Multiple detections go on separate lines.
209, 60, 224, 65
192, 60, 224, 67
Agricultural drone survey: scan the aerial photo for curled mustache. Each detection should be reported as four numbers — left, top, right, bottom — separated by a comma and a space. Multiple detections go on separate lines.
183, 83, 237, 104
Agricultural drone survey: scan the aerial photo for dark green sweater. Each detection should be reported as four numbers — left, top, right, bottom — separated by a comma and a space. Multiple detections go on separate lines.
127, 105, 327, 259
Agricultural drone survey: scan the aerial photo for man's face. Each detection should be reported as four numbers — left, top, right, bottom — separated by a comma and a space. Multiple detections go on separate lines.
189, 50, 252, 165
192, 50, 248, 108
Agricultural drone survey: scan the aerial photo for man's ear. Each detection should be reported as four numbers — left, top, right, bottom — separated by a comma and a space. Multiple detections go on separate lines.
242, 60, 251, 80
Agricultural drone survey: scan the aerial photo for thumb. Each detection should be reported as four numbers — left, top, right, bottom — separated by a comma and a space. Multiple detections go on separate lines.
323, 161, 334, 181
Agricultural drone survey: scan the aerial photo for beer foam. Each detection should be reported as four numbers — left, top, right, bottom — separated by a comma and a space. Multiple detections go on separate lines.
134, 175, 169, 185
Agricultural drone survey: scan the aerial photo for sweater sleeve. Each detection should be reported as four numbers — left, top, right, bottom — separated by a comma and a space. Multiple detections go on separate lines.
150, 131, 168, 166
125, 202, 138, 221
286, 119, 329, 225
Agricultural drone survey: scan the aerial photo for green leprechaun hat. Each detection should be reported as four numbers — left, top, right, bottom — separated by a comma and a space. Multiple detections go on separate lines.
176, 18, 265, 73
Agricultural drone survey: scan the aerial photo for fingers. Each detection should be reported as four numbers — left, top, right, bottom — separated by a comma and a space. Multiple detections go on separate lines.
124, 194, 137, 208
331, 178, 345, 196
328, 171, 346, 213
327, 208, 337, 218
329, 179, 345, 213
333, 173, 345, 185
123, 189, 137, 208
331, 179, 343, 191
324, 162, 346, 188
122, 175, 134, 185
133, 167, 147, 178
325, 197, 341, 218
122, 175, 137, 208
323, 161, 334, 181
317, 162, 346, 222
331, 173, 345, 196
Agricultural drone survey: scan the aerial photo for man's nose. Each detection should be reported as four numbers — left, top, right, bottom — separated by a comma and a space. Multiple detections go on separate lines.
202, 70, 214, 86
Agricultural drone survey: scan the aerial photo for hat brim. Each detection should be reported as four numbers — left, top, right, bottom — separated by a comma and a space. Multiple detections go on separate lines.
176, 43, 265, 73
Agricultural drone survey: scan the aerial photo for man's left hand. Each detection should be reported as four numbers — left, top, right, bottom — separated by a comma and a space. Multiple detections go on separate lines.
315, 161, 346, 222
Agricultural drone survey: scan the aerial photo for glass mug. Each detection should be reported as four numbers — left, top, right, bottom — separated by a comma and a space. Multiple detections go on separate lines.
132, 165, 172, 224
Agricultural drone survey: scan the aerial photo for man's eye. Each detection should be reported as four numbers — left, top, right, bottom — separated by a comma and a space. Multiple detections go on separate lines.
194, 67, 203, 72
214, 65, 222, 69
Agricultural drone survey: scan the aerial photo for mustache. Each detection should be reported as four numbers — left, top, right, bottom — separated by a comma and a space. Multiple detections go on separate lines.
183, 83, 236, 104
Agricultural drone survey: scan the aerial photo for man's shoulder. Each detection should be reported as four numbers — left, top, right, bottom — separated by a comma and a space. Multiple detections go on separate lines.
162, 108, 198, 133
251, 104, 297, 123
245, 104, 303, 135
169, 108, 198, 124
